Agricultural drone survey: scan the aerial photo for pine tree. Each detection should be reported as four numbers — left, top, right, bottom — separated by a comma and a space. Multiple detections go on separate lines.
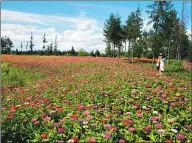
20, 42, 23, 53
53, 35, 58, 55
29, 32, 34, 54
42, 33, 47, 54
71, 46, 76, 56
26, 41, 28, 51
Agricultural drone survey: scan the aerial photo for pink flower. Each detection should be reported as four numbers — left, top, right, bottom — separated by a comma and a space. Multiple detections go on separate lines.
112, 126, 118, 131
128, 127, 136, 133
53, 122, 59, 127
83, 110, 90, 116
144, 125, 152, 132
161, 94, 167, 99
8, 115, 14, 120
91, 123, 97, 127
31, 118, 37, 123
85, 115, 93, 121
34, 121, 39, 125
104, 124, 112, 130
184, 124, 190, 129
158, 129, 165, 134
88, 137, 96, 143
129, 99, 134, 103
150, 116, 160, 121
136, 112, 143, 118
105, 114, 111, 118
155, 123, 162, 129
57, 127, 65, 133
50, 110, 57, 115
57, 141, 64, 143
73, 90, 79, 94
170, 103, 176, 107
79, 119, 85, 123
59, 118, 65, 123
119, 139, 126, 143
176, 133, 185, 140
44, 116, 51, 122
104, 132, 112, 139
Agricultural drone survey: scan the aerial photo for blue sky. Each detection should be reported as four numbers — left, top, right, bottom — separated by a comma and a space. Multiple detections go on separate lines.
1, 1, 191, 52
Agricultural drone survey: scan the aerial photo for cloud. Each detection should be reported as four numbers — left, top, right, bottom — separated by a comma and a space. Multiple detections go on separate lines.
1, 9, 106, 53
68, 3, 132, 13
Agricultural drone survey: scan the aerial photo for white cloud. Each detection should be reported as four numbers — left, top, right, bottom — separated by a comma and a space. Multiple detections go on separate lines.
1, 9, 106, 53
68, 3, 132, 12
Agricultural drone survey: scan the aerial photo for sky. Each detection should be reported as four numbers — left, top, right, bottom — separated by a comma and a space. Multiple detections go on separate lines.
1, 1, 191, 53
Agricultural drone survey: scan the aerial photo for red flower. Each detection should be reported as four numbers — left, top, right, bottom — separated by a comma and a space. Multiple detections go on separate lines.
144, 125, 152, 132
123, 119, 134, 126
71, 137, 78, 143
41, 133, 47, 139
70, 115, 78, 120
57, 108, 64, 113
165, 140, 173, 143
41, 113, 47, 118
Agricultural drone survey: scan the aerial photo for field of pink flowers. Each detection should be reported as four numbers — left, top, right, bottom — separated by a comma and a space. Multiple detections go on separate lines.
1, 55, 192, 143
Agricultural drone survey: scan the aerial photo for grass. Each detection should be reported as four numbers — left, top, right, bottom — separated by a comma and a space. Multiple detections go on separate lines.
1, 62, 45, 88
136, 59, 191, 80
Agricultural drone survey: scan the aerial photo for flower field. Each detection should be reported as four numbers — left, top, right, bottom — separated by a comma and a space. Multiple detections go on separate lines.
1, 55, 192, 143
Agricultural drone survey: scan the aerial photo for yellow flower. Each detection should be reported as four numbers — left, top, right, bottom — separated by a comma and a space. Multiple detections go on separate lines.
175, 93, 180, 97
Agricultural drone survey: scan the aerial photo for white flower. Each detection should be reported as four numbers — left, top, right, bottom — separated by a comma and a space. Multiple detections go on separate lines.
68, 139, 74, 143
142, 106, 147, 109
7, 98, 11, 101
67, 113, 73, 117
83, 121, 88, 125
83, 125, 89, 129
167, 119, 174, 123
171, 128, 177, 133
153, 111, 158, 114
158, 129, 165, 134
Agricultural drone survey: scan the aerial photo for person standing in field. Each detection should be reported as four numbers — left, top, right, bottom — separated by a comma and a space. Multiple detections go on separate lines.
159, 55, 165, 74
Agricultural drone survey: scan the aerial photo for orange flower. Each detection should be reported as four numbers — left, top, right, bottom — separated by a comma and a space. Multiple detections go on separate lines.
41, 133, 47, 139
57, 107, 64, 113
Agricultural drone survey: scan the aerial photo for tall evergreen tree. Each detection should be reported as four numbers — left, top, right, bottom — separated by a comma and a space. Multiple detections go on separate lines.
26, 41, 28, 51
103, 13, 122, 58
20, 42, 23, 53
53, 35, 58, 55
71, 46, 76, 56
95, 49, 101, 57
42, 33, 47, 54
29, 32, 34, 54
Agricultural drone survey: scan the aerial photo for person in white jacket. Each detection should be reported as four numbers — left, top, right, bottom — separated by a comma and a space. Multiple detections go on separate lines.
159, 56, 165, 74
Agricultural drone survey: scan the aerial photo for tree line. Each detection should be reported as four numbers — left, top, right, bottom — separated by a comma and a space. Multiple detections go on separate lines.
103, 1, 192, 60
1, 1, 191, 59
1, 33, 102, 57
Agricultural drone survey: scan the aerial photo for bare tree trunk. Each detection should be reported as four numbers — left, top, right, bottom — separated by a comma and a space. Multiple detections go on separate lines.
127, 40, 130, 58
167, 40, 170, 64
113, 43, 115, 58
124, 40, 126, 57
132, 40, 134, 64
